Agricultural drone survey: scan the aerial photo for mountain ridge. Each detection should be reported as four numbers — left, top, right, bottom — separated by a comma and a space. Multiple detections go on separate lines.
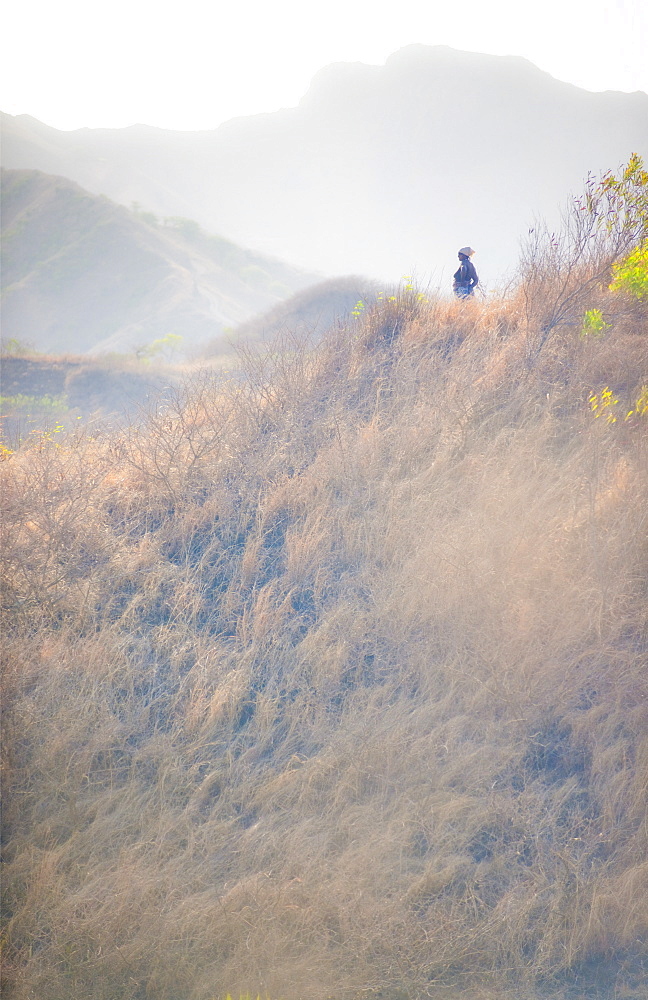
2, 44, 647, 283
1, 168, 316, 355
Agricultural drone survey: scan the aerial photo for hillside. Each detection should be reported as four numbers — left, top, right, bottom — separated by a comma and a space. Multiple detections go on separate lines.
200, 276, 381, 357
2, 168, 648, 999
0, 353, 186, 454
2, 45, 647, 283
0, 169, 316, 356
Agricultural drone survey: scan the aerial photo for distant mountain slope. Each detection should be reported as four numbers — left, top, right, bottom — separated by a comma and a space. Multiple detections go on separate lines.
2, 45, 647, 284
200, 276, 381, 358
0, 169, 315, 355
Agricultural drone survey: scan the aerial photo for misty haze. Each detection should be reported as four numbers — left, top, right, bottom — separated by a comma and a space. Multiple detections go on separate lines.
4, 45, 647, 290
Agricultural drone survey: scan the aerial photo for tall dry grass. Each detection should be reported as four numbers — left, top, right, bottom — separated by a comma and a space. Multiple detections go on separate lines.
1, 268, 647, 1000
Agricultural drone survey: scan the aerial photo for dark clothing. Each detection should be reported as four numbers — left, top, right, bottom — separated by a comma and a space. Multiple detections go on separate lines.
453, 256, 478, 297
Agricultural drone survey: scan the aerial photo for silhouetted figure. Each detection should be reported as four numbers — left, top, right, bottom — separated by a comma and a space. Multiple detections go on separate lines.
453, 246, 478, 298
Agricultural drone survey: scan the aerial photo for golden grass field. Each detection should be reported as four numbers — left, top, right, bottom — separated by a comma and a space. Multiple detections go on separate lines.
2, 180, 648, 999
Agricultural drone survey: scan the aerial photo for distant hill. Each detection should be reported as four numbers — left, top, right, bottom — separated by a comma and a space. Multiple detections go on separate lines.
2, 45, 647, 284
0, 169, 316, 356
200, 275, 381, 358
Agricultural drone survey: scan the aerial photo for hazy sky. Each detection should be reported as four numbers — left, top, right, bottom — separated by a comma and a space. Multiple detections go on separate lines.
2, 0, 646, 131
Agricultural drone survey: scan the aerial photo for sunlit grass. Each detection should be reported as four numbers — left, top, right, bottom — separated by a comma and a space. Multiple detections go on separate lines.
1, 251, 647, 999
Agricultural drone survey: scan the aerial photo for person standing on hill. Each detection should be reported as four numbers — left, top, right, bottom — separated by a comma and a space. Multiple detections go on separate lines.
453, 247, 479, 298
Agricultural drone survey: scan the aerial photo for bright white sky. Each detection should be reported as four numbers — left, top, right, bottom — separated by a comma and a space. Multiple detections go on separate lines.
2, 0, 647, 131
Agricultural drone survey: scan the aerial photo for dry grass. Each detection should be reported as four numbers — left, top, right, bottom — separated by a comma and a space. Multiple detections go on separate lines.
1, 270, 647, 1000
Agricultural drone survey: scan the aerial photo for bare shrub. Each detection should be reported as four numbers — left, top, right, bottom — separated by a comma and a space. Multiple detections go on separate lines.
519, 154, 648, 361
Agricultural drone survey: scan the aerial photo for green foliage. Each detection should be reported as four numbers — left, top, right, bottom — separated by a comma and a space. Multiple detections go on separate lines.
217, 995, 273, 1000
239, 263, 276, 291
520, 154, 648, 344
164, 215, 203, 238
35, 421, 67, 442
588, 385, 648, 426
352, 277, 423, 319
593, 152, 648, 238
588, 386, 619, 423
1, 338, 38, 357
136, 333, 184, 362
0, 394, 71, 455
0, 393, 68, 414
580, 307, 610, 338
625, 385, 648, 422
130, 202, 159, 226
609, 239, 648, 300
570, 152, 648, 258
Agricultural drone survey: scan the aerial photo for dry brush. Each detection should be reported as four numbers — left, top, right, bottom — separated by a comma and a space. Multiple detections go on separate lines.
1, 263, 647, 1000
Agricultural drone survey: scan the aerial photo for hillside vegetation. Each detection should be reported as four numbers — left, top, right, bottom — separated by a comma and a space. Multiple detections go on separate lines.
0, 169, 314, 356
1, 165, 648, 999
200, 277, 381, 358
0, 354, 185, 453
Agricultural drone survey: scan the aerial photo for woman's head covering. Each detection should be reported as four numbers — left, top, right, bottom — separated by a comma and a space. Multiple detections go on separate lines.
458, 246, 475, 256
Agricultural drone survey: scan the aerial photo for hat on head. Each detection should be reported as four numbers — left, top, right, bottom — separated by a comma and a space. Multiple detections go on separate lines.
458, 246, 475, 256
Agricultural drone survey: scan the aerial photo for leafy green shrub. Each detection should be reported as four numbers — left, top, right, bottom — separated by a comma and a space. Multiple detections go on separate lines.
0, 393, 68, 414
609, 239, 648, 300
135, 332, 184, 362
580, 307, 610, 338
625, 384, 648, 421
588, 385, 648, 425
0, 337, 38, 357
519, 153, 648, 347
588, 385, 619, 422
